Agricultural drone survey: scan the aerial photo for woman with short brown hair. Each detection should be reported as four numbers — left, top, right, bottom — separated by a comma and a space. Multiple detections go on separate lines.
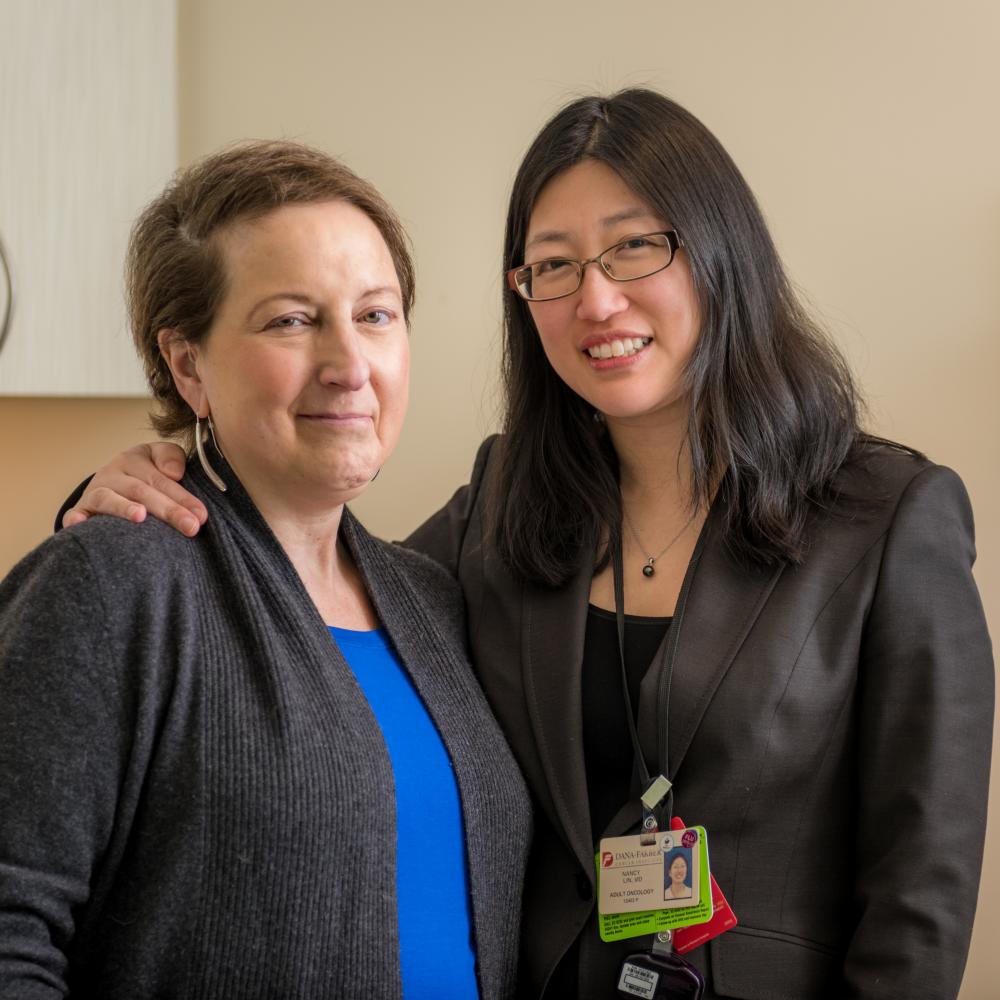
0, 140, 529, 999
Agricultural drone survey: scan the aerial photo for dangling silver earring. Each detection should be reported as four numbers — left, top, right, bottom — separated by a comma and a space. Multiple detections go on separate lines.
195, 414, 227, 493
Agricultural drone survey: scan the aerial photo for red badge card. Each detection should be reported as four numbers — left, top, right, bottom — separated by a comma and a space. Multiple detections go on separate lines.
669, 816, 738, 954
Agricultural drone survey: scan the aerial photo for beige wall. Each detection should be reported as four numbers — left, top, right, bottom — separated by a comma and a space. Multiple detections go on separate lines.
0, 398, 154, 569
2, 1, 998, 994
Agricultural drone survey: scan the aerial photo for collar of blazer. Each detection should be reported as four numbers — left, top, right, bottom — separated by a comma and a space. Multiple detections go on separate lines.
521, 495, 785, 880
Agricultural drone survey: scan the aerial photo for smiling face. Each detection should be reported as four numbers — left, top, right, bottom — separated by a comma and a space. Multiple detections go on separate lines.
523, 159, 700, 428
163, 199, 409, 515
669, 855, 688, 885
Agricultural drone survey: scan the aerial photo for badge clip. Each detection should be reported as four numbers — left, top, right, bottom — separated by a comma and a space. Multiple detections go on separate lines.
639, 774, 672, 845
641, 774, 672, 812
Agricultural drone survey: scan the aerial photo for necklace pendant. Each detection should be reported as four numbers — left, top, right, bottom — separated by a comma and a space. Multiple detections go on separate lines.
642, 560, 655, 578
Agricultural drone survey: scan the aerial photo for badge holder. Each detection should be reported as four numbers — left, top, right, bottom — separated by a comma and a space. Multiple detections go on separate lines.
609, 539, 706, 999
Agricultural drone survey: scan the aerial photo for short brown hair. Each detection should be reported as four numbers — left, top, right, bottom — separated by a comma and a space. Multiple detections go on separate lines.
127, 140, 415, 442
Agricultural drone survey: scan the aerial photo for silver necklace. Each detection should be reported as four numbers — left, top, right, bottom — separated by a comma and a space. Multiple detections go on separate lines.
623, 508, 698, 579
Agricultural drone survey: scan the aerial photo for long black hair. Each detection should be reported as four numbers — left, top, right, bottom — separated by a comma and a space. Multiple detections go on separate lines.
494, 89, 868, 587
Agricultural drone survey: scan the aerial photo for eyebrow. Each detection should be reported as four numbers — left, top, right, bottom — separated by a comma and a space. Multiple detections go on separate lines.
246, 286, 401, 321
358, 285, 403, 301
524, 208, 658, 251
248, 292, 312, 312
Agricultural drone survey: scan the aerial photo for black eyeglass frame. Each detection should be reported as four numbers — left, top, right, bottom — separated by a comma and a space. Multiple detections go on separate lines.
506, 229, 684, 302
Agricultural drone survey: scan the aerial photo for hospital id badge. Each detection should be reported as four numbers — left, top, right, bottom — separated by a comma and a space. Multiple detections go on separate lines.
597, 826, 713, 943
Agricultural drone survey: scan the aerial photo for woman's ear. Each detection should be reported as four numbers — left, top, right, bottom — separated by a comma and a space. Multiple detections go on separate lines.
158, 329, 209, 418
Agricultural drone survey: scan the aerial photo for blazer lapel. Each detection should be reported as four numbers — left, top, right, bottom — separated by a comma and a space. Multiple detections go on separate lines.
522, 558, 596, 876
638, 505, 785, 783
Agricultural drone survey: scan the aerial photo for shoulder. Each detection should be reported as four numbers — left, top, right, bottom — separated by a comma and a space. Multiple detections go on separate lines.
838, 437, 930, 492
470, 432, 504, 482
60, 512, 202, 584
8, 513, 189, 587
795, 440, 980, 588
1, 529, 100, 634
2, 514, 204, 642
0, 519, 193, 714
761, 441, 978, 590
835, 439, 972, 524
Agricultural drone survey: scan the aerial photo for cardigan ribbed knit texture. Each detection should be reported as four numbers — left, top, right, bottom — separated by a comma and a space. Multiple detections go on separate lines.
0, 454, 531, 1000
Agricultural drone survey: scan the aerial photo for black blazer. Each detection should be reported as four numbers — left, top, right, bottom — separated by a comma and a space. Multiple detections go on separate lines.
406, 435, 993, 1000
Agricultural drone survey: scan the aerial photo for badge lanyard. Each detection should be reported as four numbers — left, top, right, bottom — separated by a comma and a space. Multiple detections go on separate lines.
611, 536, 674, 840
609, 536, 707, 999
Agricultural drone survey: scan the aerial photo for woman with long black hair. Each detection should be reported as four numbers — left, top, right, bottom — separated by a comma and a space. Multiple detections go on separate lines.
56, 89, 993, 999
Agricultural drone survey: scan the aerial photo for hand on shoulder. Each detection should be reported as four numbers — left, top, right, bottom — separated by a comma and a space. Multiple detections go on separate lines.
61, 442, 206, 536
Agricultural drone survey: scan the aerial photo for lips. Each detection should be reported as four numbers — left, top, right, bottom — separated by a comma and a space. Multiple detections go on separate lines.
298, 412, 372, 423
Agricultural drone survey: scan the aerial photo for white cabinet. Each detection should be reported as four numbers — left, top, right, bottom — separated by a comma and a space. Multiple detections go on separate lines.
0, 0, 177, 395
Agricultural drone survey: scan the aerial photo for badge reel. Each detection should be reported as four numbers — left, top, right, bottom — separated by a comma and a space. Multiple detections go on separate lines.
618, 931, 704, 1000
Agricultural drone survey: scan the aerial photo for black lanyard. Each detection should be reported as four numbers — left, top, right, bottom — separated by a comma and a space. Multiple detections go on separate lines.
611, 535, 674, 835
610, 528, 710, 994
610, 510, 708, 805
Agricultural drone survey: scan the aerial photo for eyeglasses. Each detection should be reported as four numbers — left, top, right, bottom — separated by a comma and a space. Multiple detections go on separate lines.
506, 230, 683, 302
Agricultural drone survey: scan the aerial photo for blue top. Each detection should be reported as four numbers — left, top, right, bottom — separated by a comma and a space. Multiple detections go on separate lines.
329, 626, 479, 1000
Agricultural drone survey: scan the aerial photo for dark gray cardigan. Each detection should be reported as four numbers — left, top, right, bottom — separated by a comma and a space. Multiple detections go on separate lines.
0, 459, 531, 999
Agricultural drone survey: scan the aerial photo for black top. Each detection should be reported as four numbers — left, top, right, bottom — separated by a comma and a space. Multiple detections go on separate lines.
547, 606, 673, 1000
581, 605, 671, 841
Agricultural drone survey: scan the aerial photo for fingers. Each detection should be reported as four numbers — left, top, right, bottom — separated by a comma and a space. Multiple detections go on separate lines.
62, 484, 150, 530
61, 507, 93, 529
123, 445, 206, 527
73, 442, 209, 536
149, 441, 189, 481
120, 476, 206, 536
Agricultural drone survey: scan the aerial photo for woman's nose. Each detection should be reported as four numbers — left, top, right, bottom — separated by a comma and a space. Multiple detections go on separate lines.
317, 324, 370, 391
575, 263, 629, 322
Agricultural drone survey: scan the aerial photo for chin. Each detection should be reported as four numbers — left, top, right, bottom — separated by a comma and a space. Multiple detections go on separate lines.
593, 389, 688, 422
322, 467, 376, 497
323, 440, 380, 472
322, 453, 383, 496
